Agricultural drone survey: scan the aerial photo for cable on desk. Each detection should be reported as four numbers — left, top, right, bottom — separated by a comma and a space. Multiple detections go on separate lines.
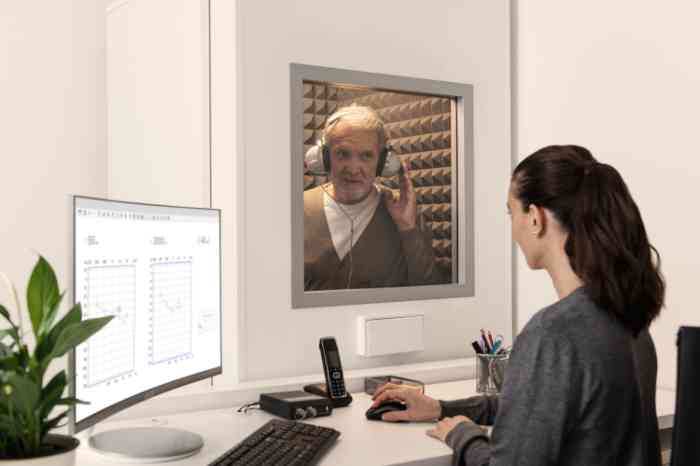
236, 401, 261, 414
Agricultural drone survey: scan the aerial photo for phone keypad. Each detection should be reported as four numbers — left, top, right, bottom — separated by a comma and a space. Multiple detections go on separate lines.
329, 370, 345, 397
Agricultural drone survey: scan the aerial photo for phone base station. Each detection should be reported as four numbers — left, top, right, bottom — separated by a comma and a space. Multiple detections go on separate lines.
303, 383, 353, 407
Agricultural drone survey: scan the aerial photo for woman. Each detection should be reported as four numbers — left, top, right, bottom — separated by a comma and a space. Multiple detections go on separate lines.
371, 145, 665, 466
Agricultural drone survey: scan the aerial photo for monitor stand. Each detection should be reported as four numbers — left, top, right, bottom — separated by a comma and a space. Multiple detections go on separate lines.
88, 427, 203, 463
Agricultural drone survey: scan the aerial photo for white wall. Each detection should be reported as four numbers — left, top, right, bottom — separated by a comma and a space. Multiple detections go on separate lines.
0, 0, 106, 363
104, 0, 213, 394
514, 0, 700, 389
210, 0, 239, 387
213, 0, 513, 383
106, 0, 210, 208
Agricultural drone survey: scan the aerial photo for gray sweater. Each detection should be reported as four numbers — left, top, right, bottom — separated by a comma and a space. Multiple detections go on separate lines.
442, 287, 661, 466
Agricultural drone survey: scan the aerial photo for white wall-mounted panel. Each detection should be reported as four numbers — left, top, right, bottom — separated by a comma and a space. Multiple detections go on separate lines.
513, 0, 700, 389
212, 0, 512, 383
358, 315, 425, 357
106, 0, 210, 208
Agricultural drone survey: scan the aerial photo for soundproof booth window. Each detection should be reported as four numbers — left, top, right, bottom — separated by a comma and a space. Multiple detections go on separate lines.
291, 64, 474, 308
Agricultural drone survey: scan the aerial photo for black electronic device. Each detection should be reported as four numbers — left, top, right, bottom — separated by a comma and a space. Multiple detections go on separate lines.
670, 326, 700, 466
318, 337, 353, 405
365, 400, 407, 421
303, 382, 353, 408
320, 337, 347, 398
207, 419, 339, 466
259, 391, 333, 421
303, 337, 353, 407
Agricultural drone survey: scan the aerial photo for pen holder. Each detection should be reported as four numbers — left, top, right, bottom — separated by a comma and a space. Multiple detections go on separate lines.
475, 352, 509, 395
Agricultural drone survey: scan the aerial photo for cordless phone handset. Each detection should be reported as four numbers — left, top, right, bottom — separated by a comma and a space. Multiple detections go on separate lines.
319, 337, 348, 399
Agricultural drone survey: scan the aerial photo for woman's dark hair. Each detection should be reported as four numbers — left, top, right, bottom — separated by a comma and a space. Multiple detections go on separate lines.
512, 145, 665, 335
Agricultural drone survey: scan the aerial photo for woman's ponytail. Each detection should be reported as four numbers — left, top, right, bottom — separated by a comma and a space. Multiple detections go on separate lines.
514, 146, 664, 335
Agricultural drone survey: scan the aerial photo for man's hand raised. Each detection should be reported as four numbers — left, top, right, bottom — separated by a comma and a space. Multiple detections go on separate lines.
381, 161, 416, 232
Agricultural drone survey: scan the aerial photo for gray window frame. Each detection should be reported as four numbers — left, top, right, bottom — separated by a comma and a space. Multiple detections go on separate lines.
290, 63, 474, 308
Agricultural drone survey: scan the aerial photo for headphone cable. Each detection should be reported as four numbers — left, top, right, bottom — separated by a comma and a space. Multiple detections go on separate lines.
320, 183, 356, 289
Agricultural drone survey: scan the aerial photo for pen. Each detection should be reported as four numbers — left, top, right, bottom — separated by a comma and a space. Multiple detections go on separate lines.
471, 340, 484, 354
487, 330, 495, 349
480, 329, 491, 353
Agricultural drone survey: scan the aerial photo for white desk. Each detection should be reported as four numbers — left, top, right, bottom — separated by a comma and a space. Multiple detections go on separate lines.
76, 380, 675, 466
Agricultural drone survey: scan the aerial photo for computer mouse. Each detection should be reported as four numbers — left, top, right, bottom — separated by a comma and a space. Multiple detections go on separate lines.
365, 400, 407, 421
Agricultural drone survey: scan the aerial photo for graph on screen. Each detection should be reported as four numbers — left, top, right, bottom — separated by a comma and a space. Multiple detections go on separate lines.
81, 259, 137, 387
149, 257, 193, 365
73, 197, 221, 427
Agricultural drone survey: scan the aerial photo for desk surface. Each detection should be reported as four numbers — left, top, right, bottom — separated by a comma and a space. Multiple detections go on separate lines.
76, 380, 675, 466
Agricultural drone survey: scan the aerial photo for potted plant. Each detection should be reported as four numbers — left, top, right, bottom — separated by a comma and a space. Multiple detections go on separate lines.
0, 256, 112, 465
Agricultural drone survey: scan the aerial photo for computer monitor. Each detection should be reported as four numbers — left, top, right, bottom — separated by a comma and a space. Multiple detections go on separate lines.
70, 196, 221, 461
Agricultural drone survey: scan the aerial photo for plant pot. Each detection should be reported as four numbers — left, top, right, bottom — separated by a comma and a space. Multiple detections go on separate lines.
0, 434, 79, 466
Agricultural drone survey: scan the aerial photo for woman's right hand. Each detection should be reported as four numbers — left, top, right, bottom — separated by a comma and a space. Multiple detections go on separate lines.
370, 383, 442, 422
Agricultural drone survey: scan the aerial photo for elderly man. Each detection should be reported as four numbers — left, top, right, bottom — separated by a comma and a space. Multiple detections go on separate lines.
304, 105, 446, 290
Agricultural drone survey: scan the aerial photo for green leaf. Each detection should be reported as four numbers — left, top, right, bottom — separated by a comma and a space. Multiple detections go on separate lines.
39, 372, 66, 419
0, 344, 30, 380
0, 304, 14, 326
0, 341, 11, 358
0, 355, 19, 372
16, 344, 31, 371
41, 372, 66, 399
47, 303, 82, 343
6, 374, 40, 417
0, 413, 19, 434
35, 303, 82, 366
50, 316, 113, 358
41, 410, 68, 437
55, 397, 88, 406
26, 256, 60, 338
37, 291, 65, 338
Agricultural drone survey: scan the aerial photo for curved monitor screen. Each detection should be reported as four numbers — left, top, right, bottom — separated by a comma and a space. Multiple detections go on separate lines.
72, 196, 221, 430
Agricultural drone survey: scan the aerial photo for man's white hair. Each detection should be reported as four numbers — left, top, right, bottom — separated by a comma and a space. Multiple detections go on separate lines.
323, 104, 388, 148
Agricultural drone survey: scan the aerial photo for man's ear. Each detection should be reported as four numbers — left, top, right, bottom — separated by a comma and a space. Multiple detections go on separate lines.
528, 204, 546, 237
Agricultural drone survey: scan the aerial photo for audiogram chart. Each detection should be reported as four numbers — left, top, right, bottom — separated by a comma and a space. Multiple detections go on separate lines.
81, 260, 137, 387
149, 257, 194, 365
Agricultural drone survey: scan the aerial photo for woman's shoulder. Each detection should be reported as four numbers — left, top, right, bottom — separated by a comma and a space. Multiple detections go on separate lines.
518, 287, 615, 349
518, 287, 632, 357
524, 288, 592, 332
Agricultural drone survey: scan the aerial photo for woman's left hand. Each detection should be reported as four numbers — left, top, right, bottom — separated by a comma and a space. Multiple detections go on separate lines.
426, 415, 474, 443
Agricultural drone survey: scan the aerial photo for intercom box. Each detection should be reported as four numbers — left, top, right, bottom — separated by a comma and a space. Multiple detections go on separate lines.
259, 391, 333, 420
357, 314, 425, 356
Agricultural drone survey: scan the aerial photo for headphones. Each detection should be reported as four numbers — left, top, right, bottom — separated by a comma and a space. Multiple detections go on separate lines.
304, 109, 402, 178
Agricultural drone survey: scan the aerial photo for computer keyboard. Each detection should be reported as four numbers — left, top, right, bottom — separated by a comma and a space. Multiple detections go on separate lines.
208, 419, 340, 466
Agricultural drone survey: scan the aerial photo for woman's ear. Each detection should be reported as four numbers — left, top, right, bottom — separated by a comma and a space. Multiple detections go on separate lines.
528, 204, 546, 237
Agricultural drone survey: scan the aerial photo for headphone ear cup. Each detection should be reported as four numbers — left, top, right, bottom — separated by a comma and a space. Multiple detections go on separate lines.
322, 143, 331, 173
376, 147, 388, 177
379, 148, 402, 177
304, 143, 327, 176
